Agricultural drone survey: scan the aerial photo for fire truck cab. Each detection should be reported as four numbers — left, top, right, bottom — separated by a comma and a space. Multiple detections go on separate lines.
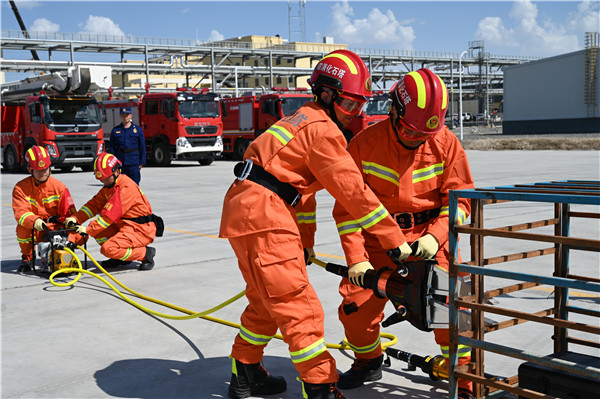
102, 88, 223, 166
1, 65, 111, 172
221, 87, 312, 160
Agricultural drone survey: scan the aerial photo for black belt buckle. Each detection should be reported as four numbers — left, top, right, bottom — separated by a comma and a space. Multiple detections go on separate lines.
394, 212, 413, 229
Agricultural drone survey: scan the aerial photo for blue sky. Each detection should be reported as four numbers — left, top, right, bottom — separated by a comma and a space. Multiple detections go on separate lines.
1, 1, 598, 57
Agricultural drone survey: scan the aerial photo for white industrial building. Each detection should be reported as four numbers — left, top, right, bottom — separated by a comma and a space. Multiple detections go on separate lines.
503, 46, 600, 134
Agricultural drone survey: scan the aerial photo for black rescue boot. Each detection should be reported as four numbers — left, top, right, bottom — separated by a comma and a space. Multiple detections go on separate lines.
18, 255, 33, 272
228, 358, 287, 399
138, 247, 156, 271
337, 354, 383, 389
301, 381, 345, 399
101, 258, 131, 268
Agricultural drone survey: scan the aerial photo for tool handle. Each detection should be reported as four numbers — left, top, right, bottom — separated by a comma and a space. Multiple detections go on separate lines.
325, 262, 349, 278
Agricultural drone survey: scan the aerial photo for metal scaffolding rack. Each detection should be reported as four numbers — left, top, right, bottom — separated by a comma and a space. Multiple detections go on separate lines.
448, 181, 600, 398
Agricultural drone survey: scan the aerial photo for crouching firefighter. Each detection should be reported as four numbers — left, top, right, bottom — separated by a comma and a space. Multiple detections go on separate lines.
12, 145, 85, 272
65, 153, 162, 271
219, 49, 413, 399
332, 69, 476, 398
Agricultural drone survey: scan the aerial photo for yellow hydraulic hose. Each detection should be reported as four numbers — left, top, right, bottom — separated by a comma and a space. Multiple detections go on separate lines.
50, 247, 398, 350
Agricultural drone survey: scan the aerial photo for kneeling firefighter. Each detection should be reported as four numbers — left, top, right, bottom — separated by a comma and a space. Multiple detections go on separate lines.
65, 153, 161, 271
332, 69, 476, 398
219, 49, 413, 399
12, 145, 84, 271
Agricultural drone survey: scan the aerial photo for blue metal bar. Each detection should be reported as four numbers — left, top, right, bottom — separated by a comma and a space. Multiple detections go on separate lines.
458, 336, 600, 380
457, 264, 600, 293
448, 190, 460, 399
454, 188, 600, 205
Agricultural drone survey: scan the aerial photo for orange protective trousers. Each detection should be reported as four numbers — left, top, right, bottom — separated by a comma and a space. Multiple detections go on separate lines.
228, 229, 337, 384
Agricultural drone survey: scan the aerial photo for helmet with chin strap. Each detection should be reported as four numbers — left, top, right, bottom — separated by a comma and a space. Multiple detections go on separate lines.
25, 145, 51, 170
94, 153, 122, 180
390, 68, 448, 139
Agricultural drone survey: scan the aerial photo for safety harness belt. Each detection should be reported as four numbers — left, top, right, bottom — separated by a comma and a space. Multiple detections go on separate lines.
392, 208, 440, 229
234, 159, 302, 207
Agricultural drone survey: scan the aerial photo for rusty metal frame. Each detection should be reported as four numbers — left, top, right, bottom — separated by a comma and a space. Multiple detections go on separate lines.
447, 180, 600, 399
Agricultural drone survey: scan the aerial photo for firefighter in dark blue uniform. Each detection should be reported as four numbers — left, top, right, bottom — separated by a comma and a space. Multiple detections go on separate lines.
109, 107, 146, 185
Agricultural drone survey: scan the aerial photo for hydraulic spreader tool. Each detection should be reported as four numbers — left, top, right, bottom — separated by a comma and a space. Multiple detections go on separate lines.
308, 247, 473, 332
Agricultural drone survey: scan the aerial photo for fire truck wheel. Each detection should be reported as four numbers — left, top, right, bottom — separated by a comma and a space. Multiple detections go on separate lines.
233, 139, 249, 161
59, 166, 74, 173
3, 146, 18, 173
198, 158, 213, 166
80, 164, 94, 172
151, 141, 171, 167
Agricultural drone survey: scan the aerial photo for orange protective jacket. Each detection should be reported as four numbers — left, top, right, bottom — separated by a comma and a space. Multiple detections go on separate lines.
12, 175, 78, 256
333, 119, 474, 268
72, 174, 154, 240
13, 175, 76, 229
220, 102, 405, 251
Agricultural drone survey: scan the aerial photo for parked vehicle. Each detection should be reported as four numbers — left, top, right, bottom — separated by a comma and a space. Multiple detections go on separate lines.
1, 65, 111, 172
102, 88, 223, 166
221, 88, 312, 160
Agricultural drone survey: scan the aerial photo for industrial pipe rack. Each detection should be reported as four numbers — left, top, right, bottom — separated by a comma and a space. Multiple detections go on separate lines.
447, 180, 600, 399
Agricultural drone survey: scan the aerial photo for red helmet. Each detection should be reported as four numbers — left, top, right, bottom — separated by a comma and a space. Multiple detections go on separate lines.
94, 153, 122, 180
390, 68, 448, 138
308, 49, 372, 100
25, 146, 51, 170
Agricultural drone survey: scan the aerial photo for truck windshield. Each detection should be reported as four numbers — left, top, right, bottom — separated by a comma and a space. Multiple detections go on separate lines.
281, 96, 312, 116
43, 99, 102, 125
365, 96, 390, 116
178, 100, 220, 118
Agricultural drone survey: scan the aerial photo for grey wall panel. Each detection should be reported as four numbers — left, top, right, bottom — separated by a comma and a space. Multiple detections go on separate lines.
504, 50, 600, 122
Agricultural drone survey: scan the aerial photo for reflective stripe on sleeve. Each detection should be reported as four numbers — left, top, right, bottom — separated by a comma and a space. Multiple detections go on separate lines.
440, 205, 467, 225
19, 212, 35, 226
290, 338, 327, 364
96, 216, 111, 229
95, 237, 109, 245
362, 161, 400, 186
81, 206, 94, 219
296, 211, 316, 224
266, 124, 293, 146
238, 325, 274, 346
413, 162, 444, 183
336, 204, 389, 236
17, 237, 33, 244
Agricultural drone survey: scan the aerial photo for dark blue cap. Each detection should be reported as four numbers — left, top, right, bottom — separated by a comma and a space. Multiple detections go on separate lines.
120, 107, 132, 114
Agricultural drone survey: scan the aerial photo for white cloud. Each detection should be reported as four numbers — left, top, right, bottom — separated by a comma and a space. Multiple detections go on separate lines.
208, 30, 225, 42
476, 0, 584, 56
328, 1, 415, 50
29, 18, 60, 33
79, 15, 125, 37
566, 0, 600, 33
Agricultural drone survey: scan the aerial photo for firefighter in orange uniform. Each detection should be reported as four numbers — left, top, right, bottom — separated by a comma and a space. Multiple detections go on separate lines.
333, 69, 475, 398
219, 50, 413, 399
12, 145, 82, 271
65, 153, 156, 271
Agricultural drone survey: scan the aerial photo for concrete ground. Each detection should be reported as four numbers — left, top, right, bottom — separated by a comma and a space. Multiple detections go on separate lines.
2, 150, 599, 399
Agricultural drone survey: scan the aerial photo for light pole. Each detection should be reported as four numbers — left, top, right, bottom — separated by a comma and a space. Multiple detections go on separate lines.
459, 50, 468, 141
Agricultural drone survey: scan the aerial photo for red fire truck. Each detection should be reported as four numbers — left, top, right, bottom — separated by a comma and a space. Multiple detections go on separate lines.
221, 88, 312, 160
345, 90, 390, 139
1, 66, 111, 172
102, 88, 222, 166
